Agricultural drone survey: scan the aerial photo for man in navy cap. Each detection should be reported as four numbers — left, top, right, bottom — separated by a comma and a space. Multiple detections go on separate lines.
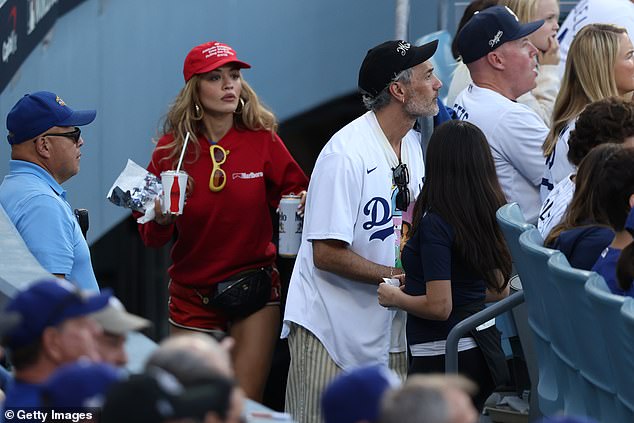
453, 6, 548, 224
0, 92, 98, 291
0, 278, 110, 408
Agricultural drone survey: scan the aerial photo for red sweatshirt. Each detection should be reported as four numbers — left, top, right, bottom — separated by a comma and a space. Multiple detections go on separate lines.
137, 127, 308, 287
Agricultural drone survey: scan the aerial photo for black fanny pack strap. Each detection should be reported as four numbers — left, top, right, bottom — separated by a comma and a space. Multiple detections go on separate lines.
453, 302, 511, 389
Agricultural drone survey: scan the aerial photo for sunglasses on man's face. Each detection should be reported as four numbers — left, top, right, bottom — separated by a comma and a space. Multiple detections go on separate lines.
393, 163, 410, 212
42, 127, 82, 145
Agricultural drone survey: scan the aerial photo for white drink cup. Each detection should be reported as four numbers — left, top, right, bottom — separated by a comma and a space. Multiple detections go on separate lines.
382, 277, 401, 310
161, 170, 188, 215
279, 195, 303, 257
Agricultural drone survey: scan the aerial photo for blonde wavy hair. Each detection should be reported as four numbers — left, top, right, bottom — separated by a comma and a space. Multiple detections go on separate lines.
543, 24, 626, 156
156, 72, 277, 168
498, 0, 540, 23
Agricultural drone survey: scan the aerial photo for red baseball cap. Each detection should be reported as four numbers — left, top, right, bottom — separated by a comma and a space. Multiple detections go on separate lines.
183, 41, 251, 82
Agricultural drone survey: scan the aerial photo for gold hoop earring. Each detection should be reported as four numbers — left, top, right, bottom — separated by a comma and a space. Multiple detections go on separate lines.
194, 103, 203, 120
234, 98, 245, 115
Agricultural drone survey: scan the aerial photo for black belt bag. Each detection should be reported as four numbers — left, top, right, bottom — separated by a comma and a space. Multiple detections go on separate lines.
209, 267, 272, 319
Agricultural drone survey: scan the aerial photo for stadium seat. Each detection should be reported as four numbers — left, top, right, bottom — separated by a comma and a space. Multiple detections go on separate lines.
496, 204, 553, 418
414, 30, 456, 102
585, 276, 633, 422
516, 229, 568, 416
619, 299, 634, 415
548, 254, 618, 421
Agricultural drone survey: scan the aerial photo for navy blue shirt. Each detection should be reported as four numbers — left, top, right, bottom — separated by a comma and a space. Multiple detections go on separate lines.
551, 226, 614, 270
592, 247, 634, 297
402, 212, 486, 344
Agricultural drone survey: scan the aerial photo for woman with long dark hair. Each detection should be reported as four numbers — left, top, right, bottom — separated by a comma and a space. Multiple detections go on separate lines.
378, 120, 511, 409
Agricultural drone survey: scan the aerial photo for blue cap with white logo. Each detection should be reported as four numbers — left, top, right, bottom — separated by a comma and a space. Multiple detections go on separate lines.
457, 5, 544, 64
6, 91, 96, 145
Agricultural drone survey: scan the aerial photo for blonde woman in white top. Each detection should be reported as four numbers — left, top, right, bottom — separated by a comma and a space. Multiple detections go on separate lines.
541, 24, 634, 200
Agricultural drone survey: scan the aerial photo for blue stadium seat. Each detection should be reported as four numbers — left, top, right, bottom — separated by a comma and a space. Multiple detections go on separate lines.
619, 299, 634, 415
548, 254, 618, 421
414, 30, 456, 102
585, 276, 633, 422
517, 229, 568, 416
497, 204, 556, 418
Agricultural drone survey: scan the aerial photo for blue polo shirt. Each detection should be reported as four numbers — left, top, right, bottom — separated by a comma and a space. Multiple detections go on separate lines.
0, 160, 99, 291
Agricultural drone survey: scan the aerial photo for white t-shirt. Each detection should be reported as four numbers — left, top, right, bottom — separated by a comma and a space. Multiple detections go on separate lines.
453, 84, 548, 223
558, 0, 634, 78
281, 111, 424, 370
541, 120, 577, 201
538, 173, 576, 238
448, 62, 559, 127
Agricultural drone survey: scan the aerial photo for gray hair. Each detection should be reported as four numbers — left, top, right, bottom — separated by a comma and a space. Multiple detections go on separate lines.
145, 333, 233, 386
362, 68, 414, 111
378, 384, 449, 423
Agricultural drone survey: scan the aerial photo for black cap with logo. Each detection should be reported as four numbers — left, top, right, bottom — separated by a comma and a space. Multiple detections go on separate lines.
358, 39, 438, 97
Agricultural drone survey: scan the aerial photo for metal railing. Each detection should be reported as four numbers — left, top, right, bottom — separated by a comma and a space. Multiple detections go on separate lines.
445, 290, 525, 373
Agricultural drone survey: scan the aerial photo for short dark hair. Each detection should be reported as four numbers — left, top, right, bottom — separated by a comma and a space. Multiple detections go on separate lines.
567, 97, 634, 166
8, 339, 43, 371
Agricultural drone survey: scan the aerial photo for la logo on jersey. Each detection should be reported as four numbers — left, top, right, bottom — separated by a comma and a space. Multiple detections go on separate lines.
363, 197, 393, 241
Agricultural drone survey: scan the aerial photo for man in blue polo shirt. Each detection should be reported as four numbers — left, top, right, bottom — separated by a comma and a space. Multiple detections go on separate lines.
0, 91, 98, 291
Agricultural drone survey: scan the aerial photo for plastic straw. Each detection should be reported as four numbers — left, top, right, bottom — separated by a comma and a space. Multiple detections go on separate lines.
175, 132, 191, 173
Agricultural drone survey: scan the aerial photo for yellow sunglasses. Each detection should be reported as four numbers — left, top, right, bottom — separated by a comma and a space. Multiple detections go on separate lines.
209, 144, 230, 192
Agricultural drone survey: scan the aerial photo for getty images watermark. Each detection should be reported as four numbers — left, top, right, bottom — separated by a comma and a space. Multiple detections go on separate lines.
3, 408, 98, 422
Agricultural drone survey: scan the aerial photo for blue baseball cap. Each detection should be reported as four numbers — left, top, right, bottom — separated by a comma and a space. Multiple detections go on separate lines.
1, 279, 111, 349
457, 5, 544, 64
41, 361, 123, 408
6, 91, 96, 145
322, 365, 400, 423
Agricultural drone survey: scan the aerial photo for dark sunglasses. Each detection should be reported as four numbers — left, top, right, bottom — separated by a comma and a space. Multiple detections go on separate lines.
392, 163, 410, 212
42, 127, 82, 145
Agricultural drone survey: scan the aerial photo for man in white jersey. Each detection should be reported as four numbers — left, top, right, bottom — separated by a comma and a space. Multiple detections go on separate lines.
558, 0, 634, 78
282, 39, 442, 423
453, 6, 548, 223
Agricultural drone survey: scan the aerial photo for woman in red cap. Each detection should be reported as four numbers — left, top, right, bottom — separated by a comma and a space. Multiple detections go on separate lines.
137, 41, 308, 401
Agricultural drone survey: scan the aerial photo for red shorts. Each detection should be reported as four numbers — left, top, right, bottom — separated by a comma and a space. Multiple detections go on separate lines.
168, 267, 281, 332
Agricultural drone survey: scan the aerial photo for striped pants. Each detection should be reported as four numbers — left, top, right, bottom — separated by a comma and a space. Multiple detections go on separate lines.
284, 324, 407, 423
